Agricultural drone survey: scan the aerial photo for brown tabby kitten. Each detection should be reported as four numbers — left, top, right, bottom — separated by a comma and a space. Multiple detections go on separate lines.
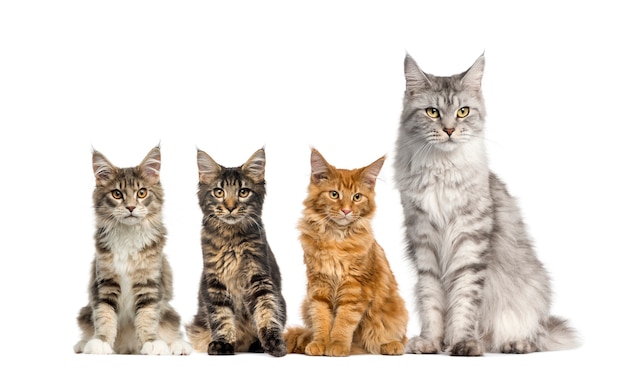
186, 148, 287, 357
74, 146, 191, 355
283, 148, 409, 356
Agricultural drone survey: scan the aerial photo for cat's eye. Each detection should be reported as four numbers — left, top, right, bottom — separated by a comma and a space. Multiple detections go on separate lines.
352, 193, 362, 202
425, 107, 440, 118
111, 190, 123, 199
213, 188, 224, 198
239, 188, 250, 198
137, 188, 148, 199
329, 191, 339, 199
457, 107, 470, 118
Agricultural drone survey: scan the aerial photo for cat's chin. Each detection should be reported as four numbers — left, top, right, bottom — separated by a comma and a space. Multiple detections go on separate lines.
434, 141, 461, 152
331, 217, 354, 227
118, 216, 143, 226
218, 216, 242, 225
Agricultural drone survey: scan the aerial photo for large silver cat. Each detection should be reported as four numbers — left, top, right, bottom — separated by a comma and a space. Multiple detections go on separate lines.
394, 53, 580, 355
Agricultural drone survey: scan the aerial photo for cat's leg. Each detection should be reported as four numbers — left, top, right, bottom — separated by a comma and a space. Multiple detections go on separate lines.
402, 212, 446, 354
303, 291, 334, 356
324, 281, 368, 357
158, 306, 192, 355
246, 277, 287, 357
82, 279, 121, 354
201, 273, 237, 355
134, 282, 170, 355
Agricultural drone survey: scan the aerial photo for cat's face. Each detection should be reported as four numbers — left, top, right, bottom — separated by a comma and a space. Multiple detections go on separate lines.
401, 54, 486, 152
306, 149, 383, 227
197, 149, 266, 226
92, 147, 163, 226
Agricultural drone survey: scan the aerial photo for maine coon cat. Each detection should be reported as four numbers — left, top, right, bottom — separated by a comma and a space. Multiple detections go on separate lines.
186, 148, 287, 357
283, 148, 408, 356
74, 146, 191, 355
394, 53, 580, 355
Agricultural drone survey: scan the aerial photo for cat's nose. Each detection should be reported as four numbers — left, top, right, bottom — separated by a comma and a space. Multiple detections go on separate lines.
342, 209, 351, 215
443, 128, 455, 136
126, 206, 136, 213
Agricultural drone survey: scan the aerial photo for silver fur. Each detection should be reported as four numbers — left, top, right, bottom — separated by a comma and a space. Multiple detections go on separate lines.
394, 53, 580, 355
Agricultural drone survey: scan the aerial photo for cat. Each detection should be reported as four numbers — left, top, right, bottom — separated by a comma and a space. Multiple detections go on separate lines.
283, 148, 409, 356
393, 53, 580, 356
74, 146, 192, 355
185, 148, 287, 357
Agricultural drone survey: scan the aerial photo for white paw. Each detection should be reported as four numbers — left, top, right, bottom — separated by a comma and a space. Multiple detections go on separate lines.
405, 336, 441, 354
83, 339, 114, 354
170, 340, 193, 355
141, 340, 170, 355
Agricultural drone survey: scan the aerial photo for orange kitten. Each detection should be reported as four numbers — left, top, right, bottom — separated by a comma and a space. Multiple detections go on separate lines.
283, 148, 409, 356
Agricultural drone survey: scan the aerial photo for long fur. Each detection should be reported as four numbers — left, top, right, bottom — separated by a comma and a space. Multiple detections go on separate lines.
394, 53, 580, 355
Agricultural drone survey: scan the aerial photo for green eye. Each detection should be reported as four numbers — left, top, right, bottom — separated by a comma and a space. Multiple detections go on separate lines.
111, 190, 123, 199
457, 107, 470, 118
137, 188, 148, 199
213, 188, 224, 198
329, 191, 339, 199
425, 107, 440, 118
239, 188, 250, 198
352, 193, 362, 202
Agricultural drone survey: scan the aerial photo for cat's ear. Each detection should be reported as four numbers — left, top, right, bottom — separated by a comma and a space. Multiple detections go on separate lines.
139, 146, 161, 185
404, 53, 431, 96
361, 155, 385, 189
461, 53, 485, 92
197, 149, 221, 184
310, 148, 332, 184
242, 148, 266, 183
92, 150, 116, 186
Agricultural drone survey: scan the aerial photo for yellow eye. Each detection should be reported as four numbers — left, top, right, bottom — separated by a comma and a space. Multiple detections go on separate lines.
239, 188, 250, 198
425, 107, 440, 118
329, 191, 339, 199
111, 190, 123, 199
213, 188, 224, 198
137, 188, 148, 199
352, 193, 362, 202
457, 107, 470, 118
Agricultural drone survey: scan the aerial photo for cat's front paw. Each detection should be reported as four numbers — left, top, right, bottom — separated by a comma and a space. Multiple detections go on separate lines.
83, 339, 114, 354
169, 340, 193, 355
449, 339, 483, 356
304, 341, 326, 356
500, 340, 537, 354
404, 336, 442, 354
208, 340, 235, 355
325, 341, 350, 357
259, 327, 287, 357
141, 340, 170, 355
380, 341, 405, 355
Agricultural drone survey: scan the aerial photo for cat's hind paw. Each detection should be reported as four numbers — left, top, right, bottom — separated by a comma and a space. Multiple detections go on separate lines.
380, 341, 405, 355
449, 339, 484, 356
500, 340, 537, 354
83, 339, 114, 354
169, 340, 193, 355
141, 340, 171, 355
404, 336, 442, 354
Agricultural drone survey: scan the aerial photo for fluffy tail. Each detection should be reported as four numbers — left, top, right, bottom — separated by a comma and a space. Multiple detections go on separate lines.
539, 316, 581, 351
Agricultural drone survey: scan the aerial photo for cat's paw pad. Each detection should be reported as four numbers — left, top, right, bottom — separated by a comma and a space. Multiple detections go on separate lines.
405, 336, 441, 354
169, 340, 193, 355
208, 340, 235, 355
304, 341, 326, 356
325, 342, 350, 357
380, 341, 405, 355
449, 339, 483, 356
141, 340, 171, 355
501, 340, 537, 354
83, 339, 114, 354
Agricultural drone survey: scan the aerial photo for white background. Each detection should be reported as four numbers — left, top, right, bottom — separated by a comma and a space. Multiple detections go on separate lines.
1, 1, 623, 378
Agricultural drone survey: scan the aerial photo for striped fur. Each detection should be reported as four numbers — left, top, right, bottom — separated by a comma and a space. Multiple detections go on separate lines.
283, 148, 409, 356
74, 146, 191, 355
394, 54, 580, 355
185, 148, 287, 357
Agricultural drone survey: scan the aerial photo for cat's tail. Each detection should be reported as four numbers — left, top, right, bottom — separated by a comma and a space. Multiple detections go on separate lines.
538, 316, 581, 351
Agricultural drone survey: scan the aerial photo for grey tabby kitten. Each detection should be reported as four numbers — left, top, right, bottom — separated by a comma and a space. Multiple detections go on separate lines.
394, 53, 580, 356
74, 146, 191, 355
185, 148, 287, 357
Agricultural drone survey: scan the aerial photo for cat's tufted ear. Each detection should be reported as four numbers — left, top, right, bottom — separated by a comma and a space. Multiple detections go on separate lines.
310, 148, 333, 184
197, 149, 222, 184
92, 150, 116, 186
404, 53, 431, 96
361, 155, 385, 189
139, 146, 161, 185
242, 148, 266, 183
461, 53, 485, 92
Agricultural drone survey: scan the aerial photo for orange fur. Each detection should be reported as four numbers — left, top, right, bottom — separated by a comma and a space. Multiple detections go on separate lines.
283, 148, 408, 356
